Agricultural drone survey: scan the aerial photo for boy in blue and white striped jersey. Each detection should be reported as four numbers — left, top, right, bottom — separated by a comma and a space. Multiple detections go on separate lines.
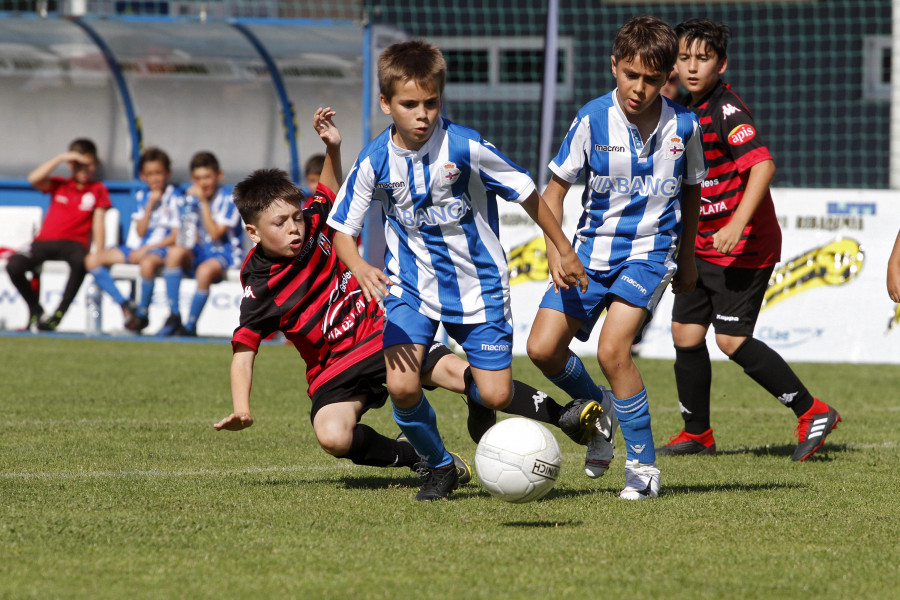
526, 16, 708, 500
328, 40, 587, 501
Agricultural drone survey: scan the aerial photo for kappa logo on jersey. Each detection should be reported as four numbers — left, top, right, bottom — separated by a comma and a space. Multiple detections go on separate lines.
722, 103, 742, 118
439, 162, 461, 185
728, 124, 757, 146
243, 285, 256, 299
664, 136, 685, 161
317, 232, 332, 255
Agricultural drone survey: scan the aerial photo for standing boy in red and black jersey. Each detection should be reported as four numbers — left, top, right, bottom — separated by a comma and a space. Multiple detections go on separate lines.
659, 19, 840, 461
214, 109, 599, 495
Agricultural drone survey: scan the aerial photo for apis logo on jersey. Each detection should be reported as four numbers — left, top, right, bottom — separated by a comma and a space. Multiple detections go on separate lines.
722, 103, 742, 118
728, 124, 757, 146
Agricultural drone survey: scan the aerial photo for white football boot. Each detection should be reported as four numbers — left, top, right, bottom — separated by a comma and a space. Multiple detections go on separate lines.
620, 459, 660, 500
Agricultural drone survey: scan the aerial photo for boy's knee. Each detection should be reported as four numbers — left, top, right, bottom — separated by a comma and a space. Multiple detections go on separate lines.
315, 426, 352, 457
526, 337, 557, 371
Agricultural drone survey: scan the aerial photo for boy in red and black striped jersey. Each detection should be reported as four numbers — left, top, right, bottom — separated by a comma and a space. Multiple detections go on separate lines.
214, 109, 599, 498
660, 19, 840, 461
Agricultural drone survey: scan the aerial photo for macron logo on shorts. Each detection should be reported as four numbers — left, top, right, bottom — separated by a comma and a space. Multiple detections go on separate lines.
621, 275, 648, 295
481, 343, 510, 352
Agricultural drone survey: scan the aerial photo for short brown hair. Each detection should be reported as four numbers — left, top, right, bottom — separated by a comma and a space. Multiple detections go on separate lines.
138, 146, 171, 172
377, 40, 446, 99
612, 16, 678, 75
189, 151, 220, 173
69, 138, 97, 158
233, 168, 306, 225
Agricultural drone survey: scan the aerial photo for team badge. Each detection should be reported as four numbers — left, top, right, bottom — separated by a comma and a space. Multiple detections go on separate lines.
440, 162, 461, 185
664, 136, 685, 160
728, 124, 756, 146
317, 232, 332, 255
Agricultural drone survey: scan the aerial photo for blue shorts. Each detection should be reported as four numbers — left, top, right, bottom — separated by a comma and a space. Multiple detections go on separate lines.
540, 259, 674, 342
120, 245, 167, 263
188, 243, 236, 275
382, 295, 513, 371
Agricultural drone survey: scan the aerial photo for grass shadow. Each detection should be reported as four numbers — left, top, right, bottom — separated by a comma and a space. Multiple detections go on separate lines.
716, 442, 849, 460
663, 481, 803, 495
502, 520, 584, 528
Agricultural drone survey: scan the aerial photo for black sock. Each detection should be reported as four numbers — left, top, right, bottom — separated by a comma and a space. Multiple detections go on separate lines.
674, 343, 712, 434
339, 424, 419, 468
500, 380, 563, 427
729, 338, 814, 417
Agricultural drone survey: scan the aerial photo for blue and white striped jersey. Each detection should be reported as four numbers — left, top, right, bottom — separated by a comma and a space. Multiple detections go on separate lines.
550, 91, 708, 271
328, 118, 536, 324
126, 184, 182, 249
184, 186, 244, 267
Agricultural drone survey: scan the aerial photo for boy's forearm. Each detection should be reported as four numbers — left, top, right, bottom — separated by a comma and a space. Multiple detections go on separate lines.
678, 184, 701, 259
28, 153, 66, 188
521, 191, 572, 256
729, 159, 775, 230
319, 144, 342, 192
230, 349, 256, 416
333, 231, 366, 272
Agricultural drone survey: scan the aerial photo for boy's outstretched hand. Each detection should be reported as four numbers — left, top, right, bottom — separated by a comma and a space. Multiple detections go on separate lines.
214, 412, 254, 431
314, 106, 341, 148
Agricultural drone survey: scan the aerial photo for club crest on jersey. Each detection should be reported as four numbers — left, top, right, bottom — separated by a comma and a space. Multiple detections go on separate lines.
664, 136, 685, 160
317, 232, 332, 255
78, 192, 97, 210
728, 124, 756, 146
439, 162, 461, 186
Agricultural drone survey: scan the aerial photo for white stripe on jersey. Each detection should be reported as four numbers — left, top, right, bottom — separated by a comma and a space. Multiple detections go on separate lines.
128, 184, 182, 249
328, 118, 535, 324
550, 91, 707, 272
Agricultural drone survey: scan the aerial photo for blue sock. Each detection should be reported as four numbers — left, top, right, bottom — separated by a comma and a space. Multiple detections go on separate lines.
163, 268, 182, 316
185, 290, 209, 332
392, 393, 452, 468
547, 352, 606, 403
612, 387, 656, 463
90, 267, 126, 306
137, 277, 154, 317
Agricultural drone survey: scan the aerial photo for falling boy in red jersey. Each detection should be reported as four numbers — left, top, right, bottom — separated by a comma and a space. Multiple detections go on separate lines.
660, 19, 840, 461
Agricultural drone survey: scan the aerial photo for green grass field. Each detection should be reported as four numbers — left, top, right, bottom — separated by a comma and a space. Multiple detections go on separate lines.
2, 334, 898, 599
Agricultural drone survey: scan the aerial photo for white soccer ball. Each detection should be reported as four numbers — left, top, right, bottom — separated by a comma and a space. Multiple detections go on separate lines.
474, 417, 562, 503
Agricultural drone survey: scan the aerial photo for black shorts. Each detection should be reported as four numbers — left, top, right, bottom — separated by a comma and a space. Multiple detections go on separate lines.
672, 259, 774, 337
307, 341, 455, 423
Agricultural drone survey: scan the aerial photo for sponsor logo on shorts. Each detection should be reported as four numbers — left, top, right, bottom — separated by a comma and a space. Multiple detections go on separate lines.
480, 343, 510, 352
622, 275, 648, 295
728, 124, 756, 146
242, 285, 256, 299
716, 314, 740, 322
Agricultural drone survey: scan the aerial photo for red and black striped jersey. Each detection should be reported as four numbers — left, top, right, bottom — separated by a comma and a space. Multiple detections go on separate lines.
680, 80, 781, 268
231, 183, 384, 398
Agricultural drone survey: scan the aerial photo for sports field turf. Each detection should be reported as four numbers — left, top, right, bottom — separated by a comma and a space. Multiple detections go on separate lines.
2, 334, 898, 599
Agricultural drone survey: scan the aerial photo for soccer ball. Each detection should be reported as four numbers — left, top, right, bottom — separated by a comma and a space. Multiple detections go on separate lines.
474, 417, 562, 503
